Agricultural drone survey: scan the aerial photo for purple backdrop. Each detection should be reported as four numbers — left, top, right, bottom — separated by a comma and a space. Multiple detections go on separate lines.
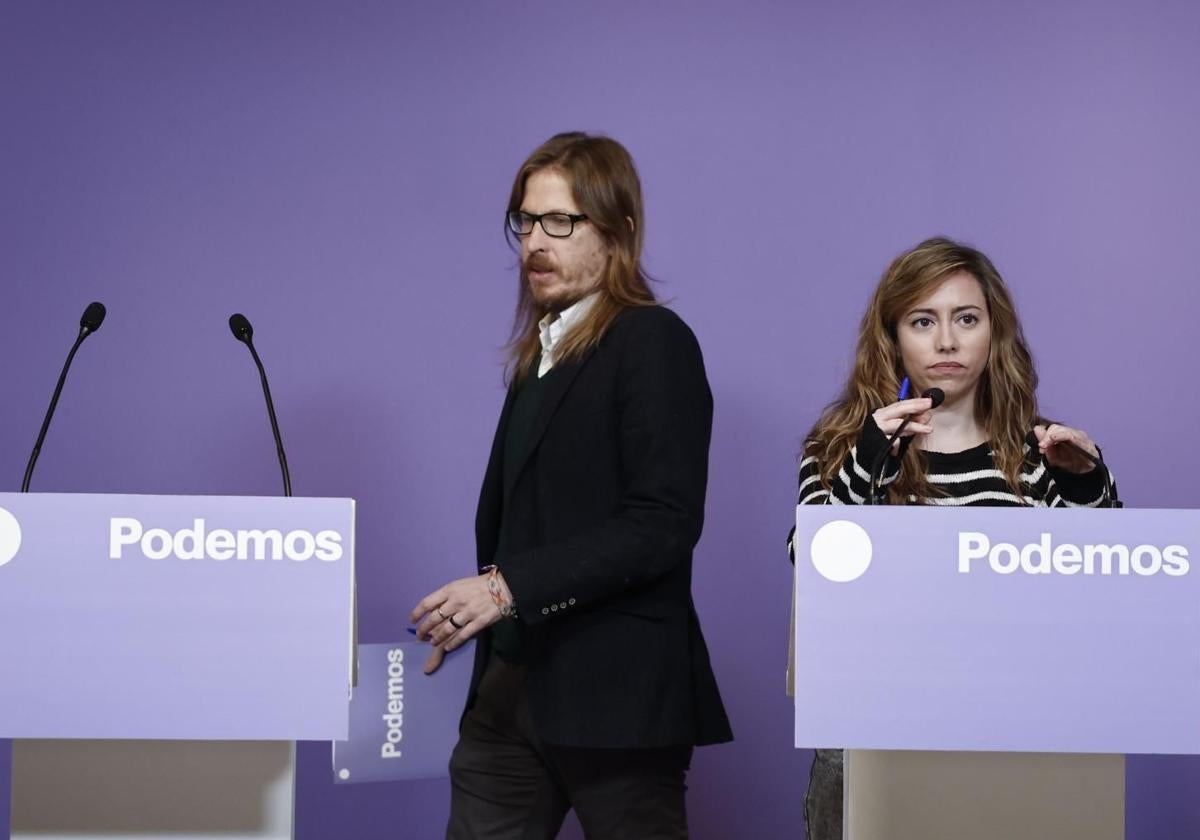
2, 2, 1198, 838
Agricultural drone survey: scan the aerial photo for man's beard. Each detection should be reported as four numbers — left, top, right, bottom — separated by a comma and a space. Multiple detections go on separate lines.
523, 265, 583, 313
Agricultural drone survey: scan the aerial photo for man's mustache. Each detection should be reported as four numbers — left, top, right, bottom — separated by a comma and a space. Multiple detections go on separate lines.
524, 254, 555, 273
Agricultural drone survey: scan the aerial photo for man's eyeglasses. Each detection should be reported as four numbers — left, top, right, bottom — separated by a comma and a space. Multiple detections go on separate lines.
506, 211, 589, 238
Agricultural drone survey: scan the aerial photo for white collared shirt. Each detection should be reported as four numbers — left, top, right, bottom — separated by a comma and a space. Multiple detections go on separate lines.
537, 294, 598, 378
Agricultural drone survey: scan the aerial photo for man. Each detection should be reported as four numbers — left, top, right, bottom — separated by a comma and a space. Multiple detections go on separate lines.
412, 132, 731, 839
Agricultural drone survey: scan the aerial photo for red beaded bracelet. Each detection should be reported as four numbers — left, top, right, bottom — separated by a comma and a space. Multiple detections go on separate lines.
481, 565, 517, 619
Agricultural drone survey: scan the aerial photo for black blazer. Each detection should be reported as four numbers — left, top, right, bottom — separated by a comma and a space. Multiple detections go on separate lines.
470, 304, 732, 749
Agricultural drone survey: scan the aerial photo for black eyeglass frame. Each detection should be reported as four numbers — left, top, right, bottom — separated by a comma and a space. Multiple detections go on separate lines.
505, 211, 590, 239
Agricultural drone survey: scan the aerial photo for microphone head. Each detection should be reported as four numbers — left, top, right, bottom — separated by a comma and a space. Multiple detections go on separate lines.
229, 313, 254, 343
80, 301, 106, 333
924, 387, 946, 409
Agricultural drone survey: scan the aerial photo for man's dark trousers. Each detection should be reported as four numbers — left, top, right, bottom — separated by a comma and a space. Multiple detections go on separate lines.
447, 657, 692, 839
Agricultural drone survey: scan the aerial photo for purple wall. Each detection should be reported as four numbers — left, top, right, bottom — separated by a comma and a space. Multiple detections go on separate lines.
2, 2, 1198, 838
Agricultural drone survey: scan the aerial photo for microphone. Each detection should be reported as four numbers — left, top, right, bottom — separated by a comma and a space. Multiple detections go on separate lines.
21, 302, 108, 492
228, 313, 292, 497
866, 388, 944, 505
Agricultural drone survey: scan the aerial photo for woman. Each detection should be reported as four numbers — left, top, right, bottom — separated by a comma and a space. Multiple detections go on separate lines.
790, 236, 1118, 839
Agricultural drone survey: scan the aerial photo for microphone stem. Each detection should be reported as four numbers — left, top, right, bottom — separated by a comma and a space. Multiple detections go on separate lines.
246, 339, 292, 498
868, 416, 913, 505
22, 330, 87, 493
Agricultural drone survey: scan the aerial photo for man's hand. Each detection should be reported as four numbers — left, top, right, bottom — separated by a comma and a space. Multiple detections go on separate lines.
410, 574, 503, 674
420, 644, 447, 676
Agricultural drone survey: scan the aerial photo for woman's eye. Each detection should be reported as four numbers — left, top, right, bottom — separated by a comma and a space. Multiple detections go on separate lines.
959, 314, 979, 326
912, 317, 934, 328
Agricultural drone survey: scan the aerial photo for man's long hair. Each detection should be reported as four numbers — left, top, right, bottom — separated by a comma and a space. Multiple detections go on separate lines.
505, 132, 657, 384
805, 237, 1040, 502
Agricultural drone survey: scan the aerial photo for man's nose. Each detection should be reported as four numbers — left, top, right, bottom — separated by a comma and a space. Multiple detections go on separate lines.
524, 223, 551, 254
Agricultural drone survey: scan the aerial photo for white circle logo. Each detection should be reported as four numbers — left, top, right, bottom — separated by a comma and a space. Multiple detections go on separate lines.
0, 507, 22, 568
810, 520, 872, 583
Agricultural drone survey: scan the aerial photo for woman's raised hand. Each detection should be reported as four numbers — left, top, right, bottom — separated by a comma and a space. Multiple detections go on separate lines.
1033, 423, 1099, 474
872, 397, 935, 455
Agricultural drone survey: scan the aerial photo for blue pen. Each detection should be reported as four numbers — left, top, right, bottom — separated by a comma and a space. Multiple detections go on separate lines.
898, 376, 911, 400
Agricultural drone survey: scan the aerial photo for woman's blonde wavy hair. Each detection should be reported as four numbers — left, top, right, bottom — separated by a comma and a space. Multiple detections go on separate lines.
806, 237, 1040, 502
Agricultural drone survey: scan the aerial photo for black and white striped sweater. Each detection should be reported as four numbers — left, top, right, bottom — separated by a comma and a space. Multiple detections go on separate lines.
788, 416, 1118, 559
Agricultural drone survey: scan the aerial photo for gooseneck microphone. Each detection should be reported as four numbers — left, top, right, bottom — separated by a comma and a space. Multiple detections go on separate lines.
228, 313, 292, 497
21, 302, 108, 493
866, 387, 945, 505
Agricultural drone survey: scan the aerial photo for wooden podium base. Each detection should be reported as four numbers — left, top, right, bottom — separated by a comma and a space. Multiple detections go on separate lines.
845, 750, 1124, 840
10, 740, 295, 840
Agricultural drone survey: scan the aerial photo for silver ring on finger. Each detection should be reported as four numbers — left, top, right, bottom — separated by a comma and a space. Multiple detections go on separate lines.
436, 606, 448, 620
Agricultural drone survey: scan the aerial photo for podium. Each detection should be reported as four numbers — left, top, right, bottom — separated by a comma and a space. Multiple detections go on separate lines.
791, 505, 1198, 839
0, 493, 356, 840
